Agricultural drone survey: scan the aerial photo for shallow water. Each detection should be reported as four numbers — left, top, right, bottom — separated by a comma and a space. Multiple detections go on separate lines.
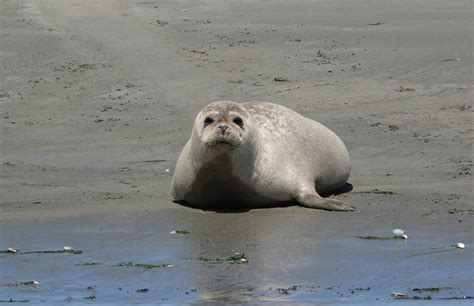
1, 203, 473, 304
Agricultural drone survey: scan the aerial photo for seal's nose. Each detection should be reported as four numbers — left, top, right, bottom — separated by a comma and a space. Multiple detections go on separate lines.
218, 125, 228, 134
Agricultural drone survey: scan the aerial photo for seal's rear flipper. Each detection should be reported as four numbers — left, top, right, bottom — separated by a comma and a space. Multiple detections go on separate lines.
295, 193, 355, 211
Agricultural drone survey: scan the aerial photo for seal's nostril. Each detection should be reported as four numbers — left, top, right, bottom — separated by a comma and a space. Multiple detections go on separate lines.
218, 125, 228, 134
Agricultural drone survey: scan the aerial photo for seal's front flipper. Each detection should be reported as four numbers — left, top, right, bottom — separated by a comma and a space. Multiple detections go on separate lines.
295, 193, 355, 211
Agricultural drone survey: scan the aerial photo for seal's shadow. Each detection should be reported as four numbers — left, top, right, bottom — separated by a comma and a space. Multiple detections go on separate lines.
174, 200, 251, 213
174, 182, 353, 214
326, 182, 353, 197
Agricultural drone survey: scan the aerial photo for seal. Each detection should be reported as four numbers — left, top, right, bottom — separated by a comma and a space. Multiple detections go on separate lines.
171, 101, 353, 211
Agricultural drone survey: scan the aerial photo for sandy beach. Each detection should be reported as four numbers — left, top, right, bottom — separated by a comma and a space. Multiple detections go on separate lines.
0, 0, 472, 304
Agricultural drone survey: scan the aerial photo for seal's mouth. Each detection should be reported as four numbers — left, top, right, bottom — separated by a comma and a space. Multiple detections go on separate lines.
207, 138, 240, 149
215, 140, 230, 146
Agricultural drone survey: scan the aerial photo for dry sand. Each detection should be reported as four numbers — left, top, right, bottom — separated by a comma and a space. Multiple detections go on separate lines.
0, 0, 472, 304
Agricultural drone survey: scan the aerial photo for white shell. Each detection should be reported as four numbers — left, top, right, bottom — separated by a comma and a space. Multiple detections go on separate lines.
401, 234, 408, 239
392, 229, 405, 237
7, 247, 17, 253
391, 292, 407, 299
63, 246, 73, 251
165, 169, 170, 173
170, 230, 177, 234
32, 280, 39, 285
456, 242, 465, 249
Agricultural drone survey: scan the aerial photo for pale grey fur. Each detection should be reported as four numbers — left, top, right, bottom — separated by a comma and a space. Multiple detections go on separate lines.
171, 101, 353, 211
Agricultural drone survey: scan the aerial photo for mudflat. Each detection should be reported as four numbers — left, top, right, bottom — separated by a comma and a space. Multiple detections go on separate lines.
0, 0, 472, 304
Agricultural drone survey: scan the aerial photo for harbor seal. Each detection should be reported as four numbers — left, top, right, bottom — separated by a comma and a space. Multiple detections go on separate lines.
171, 101, 353, 211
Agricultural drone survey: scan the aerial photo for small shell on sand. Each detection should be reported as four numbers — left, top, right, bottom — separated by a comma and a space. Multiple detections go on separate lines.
391, 292, 407, 299
456, 242, 465, 249
392, 228, 405, 237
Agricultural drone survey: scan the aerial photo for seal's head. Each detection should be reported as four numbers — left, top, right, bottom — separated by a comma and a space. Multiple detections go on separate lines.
191, 101, 254, 157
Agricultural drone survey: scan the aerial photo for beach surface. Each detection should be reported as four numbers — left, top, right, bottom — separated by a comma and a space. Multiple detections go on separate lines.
0, 0, 472, 304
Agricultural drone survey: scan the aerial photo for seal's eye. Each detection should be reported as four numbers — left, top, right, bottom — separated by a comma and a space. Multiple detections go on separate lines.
233, 117, 244, 128
203, 116, 214, 127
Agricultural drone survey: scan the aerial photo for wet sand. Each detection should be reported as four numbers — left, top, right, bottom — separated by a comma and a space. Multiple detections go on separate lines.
0, 0, 472, 304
